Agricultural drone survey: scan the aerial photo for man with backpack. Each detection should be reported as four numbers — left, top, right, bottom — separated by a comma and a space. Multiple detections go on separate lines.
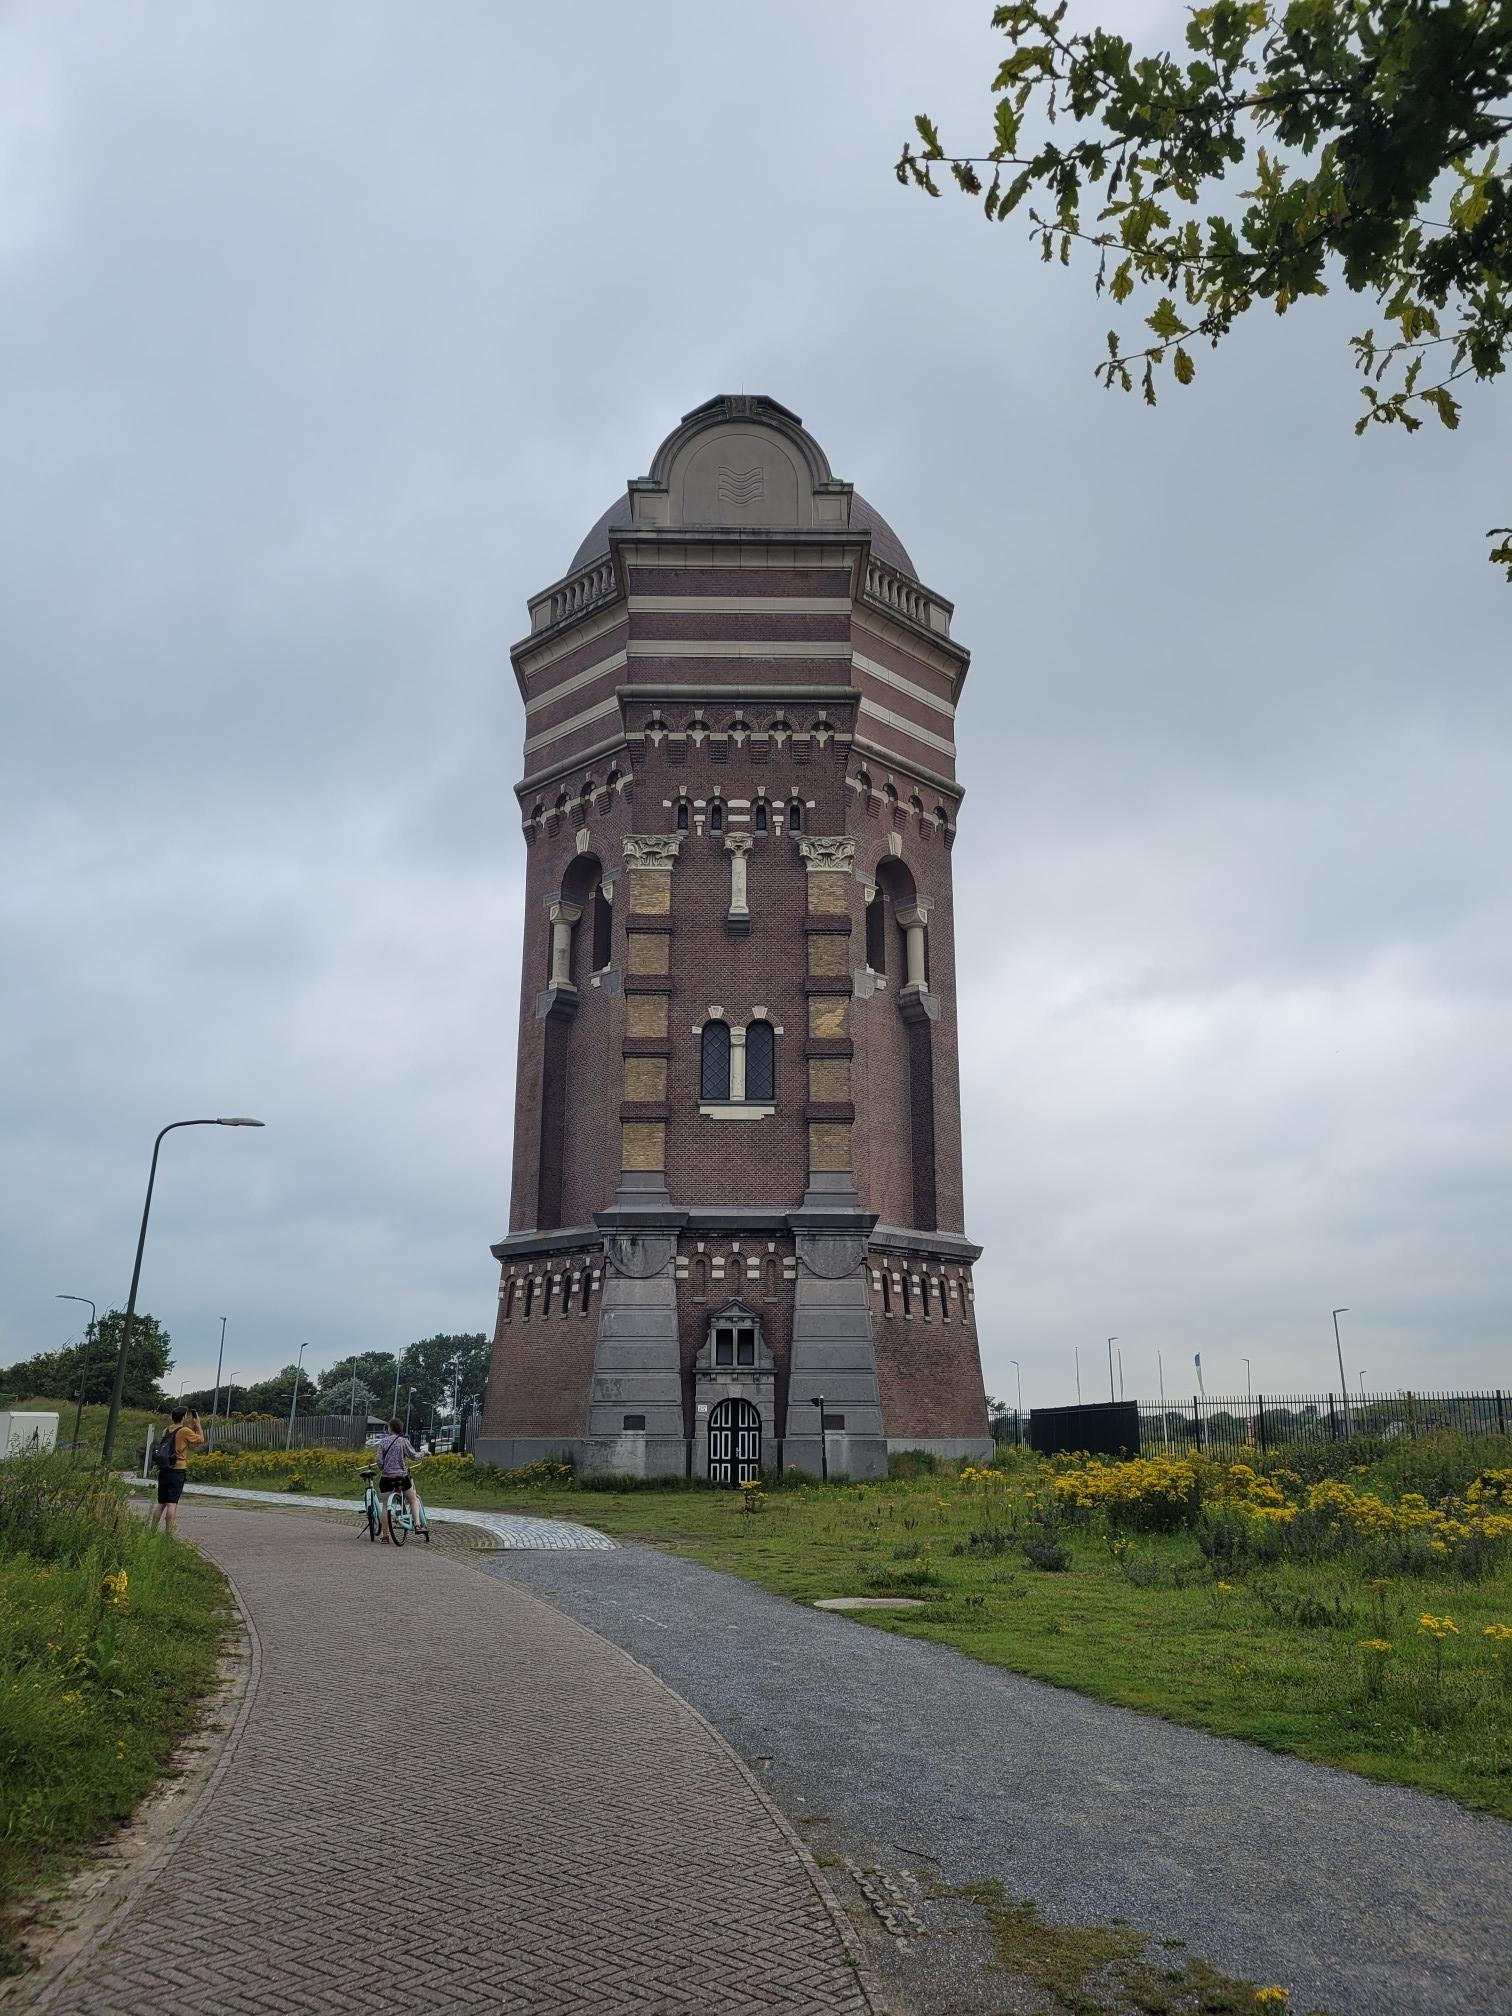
149, 1407, 204, 1536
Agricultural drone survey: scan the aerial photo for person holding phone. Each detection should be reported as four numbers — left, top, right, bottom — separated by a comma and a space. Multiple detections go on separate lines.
150, 1406, 205, 1536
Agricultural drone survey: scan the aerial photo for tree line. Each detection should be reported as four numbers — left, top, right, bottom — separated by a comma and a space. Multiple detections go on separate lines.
0, 1315, 489, 1427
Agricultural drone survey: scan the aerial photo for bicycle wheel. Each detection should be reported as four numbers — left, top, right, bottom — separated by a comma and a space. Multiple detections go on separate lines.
364, 1495, 379, 1542
388, 1495, 408, 1546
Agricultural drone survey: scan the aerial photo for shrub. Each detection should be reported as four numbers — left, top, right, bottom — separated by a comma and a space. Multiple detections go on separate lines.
1023, 1534, 1072, 1572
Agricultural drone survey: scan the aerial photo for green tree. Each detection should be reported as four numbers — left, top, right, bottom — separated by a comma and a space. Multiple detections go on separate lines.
314, 1349, 400, 1417
0, 1311, 173, 1410
240, 1364, 318, 1419
397, 1334, 490, 1423
898, 2, 1512, 573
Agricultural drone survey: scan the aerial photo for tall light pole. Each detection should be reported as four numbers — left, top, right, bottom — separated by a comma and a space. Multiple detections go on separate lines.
209, 1317, 228, 1439
1010, 1357, 1023, 1447
392, 1364, 403, 1417
404, 1385, 416, 1438
1107, 1338, 1118, 1404
1358, 1369, 1367, 1401
1074, 1345, 1081, 1404
101, 1118, 265, 1464
57, 1294, 97, 1455
225, 1374, 237, 1422
285, 1342, 308, 1451
1242, 1356, 1253, 1413
1332, 1308, 1351, 1438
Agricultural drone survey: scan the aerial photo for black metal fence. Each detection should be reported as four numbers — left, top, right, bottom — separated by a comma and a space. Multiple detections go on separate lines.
1133, 1389, 1509, 1460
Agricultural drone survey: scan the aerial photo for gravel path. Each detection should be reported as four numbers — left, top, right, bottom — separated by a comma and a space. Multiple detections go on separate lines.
487, 1543, 1511, 2016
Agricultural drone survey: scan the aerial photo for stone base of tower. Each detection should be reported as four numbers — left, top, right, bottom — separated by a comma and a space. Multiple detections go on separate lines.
481, 1213, 989, 1483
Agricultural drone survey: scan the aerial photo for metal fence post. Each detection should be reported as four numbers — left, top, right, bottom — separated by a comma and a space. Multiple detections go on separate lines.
1192, 1397, 1203, 1450
1257, 1396, 1267, 1457
1328, 1393, 1338, 1440
1498, 1389, 1506, 1436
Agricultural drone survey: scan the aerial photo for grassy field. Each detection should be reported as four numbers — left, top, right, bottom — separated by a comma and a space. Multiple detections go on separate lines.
0, 1452, 229, 1972
169, 1433, 1512, 1819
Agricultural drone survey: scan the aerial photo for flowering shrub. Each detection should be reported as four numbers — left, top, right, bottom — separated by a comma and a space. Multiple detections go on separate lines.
1053, 1456, 1202, 1532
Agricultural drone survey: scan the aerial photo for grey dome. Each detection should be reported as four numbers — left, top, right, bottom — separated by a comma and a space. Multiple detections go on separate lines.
567, 488, 917, 581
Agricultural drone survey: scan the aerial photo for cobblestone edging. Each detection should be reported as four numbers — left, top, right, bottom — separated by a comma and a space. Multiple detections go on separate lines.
133, 1478, 617, 1550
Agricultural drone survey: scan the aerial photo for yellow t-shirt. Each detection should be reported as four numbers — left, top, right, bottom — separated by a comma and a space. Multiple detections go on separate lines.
169, 1422, 204, 1470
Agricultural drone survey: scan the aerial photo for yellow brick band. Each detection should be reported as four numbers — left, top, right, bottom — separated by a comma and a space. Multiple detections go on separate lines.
808, 1057, 851, 1103
808, 1122, 852, 1172
808, 997, 850, 1039
621, 1121, 666, 1171
628, 868, 672, 915
807, 936, 849, 978
626, 933, 670, 975
625, 995, 669, 1039
623, 1055, 668, 1103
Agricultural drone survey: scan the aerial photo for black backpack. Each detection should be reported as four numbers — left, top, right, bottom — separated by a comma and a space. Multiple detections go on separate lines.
153, 1426, 178, 1473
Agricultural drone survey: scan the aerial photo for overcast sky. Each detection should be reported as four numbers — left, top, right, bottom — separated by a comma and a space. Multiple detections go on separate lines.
3, 2, 1509, 1410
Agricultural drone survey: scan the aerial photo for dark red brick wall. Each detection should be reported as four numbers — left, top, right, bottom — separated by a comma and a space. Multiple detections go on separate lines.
870, 1267, 987, 1437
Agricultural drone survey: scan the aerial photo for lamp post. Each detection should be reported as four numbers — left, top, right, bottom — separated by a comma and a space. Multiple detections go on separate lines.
208, 1317, 228, 1443
1332, 1308, 1351, 1439
392, 1365, 403, 1417
1107, 1338, 1118, 1404
101, 1118, 264, 1464
1074, 1345, 1081, 1404
1243, 1356, 1253, 1411
810, 1393, 828, 1482
1010, 1357, 1023, 1447
56, 1295, 97, 1455
404, 1386, 416, 1439
285, 1342, 308, 1451
1358, 1369, 1367, 1401
225, 1375, 237, 1424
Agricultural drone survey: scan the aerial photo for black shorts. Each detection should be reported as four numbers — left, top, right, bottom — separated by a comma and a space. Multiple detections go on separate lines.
157, 1468, 187, 1506
380, 1475, 411, 1497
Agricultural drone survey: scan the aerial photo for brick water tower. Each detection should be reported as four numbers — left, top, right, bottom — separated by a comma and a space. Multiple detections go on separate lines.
475, 396, 991, 1480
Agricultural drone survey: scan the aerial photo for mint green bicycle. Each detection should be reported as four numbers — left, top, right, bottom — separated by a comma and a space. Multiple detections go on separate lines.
359, 1466, 430, 1547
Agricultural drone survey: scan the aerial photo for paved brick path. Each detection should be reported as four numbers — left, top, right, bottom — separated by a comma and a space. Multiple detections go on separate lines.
34, 1506, 871, 2016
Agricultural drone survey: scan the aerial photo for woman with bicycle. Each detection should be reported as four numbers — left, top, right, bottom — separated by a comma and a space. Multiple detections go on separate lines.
374, 1417, 425, 1543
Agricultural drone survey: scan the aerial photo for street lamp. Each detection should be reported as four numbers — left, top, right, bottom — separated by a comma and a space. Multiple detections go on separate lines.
101, 1118, 265, 1464
810, 1393, 828, 1482
56, 1294, 97, 1455
1332, 1308, 1351, 1439
404, 1385, 416, 1438
1242, 1357, 1253, 1412
1010, 1357, 1023, 1447
208, 1317, 228, 1442
225, 1374, 238, 1423
1107, 1338, 1118, 1404
285, 1342, 308, 1451
1358, 1369, 1367, 1402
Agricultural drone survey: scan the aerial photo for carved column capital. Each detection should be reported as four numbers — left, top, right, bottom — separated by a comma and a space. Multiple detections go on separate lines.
796, 836, 856, 874
623, 834, 683, 870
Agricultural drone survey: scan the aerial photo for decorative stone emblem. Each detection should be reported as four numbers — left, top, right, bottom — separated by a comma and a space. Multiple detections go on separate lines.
796, 836, 856, 874
717, 465, 765, 506
622, 834, 683, 868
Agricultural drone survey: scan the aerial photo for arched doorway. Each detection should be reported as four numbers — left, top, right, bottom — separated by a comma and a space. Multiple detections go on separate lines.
708, 1396, 761, 1485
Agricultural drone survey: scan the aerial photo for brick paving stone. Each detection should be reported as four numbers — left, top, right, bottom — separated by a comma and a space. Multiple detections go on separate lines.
34, 1506, 870, 2016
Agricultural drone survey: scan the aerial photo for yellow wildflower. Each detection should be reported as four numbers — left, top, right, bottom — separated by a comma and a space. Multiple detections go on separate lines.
1357, 1639, 1393, 1655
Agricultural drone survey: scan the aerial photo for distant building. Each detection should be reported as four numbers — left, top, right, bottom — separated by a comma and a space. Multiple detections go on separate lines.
476, 396, 990, 1481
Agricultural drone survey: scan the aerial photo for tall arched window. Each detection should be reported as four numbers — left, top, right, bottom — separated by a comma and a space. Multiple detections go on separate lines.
865, 892, 886, 972
745, 1020, 775, 1103
754, 801, 768, 833
700, 1021, 731, 1102
710, 800, 724, 833
591, 886, 613, 970
676, 800, 689, 832
580, 1270, 592, 1314
523, 1276, 535, 1318
788, 800, 803, 832
541, 1272, 554, 1317
880, 1271, 893, 1316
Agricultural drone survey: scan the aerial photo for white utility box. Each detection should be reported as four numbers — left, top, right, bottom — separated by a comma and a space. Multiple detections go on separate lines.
0, 1411, 59, 1457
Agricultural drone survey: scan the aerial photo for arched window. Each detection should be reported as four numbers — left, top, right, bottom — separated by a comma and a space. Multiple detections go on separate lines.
710, 800, 724, 833
880, 1271, 893, 1316
700, 1021, 731, 1102
901, 1270, 913, 1316
541, 1272, 554, 1317
788, 800, 803, 832
580, 1270, 591, 1314
745, 1020, 775, 1103
763, 1254, 779, 1297
692, 1255, 709, 1300
676, 800, 689, 832
591, 886, 613, 970
523, 1276, 535, 1318
865, 893, 886, 972
919, 1274, 932, 1318
754, 802, 768, 833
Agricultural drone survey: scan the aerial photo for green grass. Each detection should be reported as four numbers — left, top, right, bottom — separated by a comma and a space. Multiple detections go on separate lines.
167, 1436, 1512, 1818
0, 1453, 230, 1972
8, 1396, 165, 1467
